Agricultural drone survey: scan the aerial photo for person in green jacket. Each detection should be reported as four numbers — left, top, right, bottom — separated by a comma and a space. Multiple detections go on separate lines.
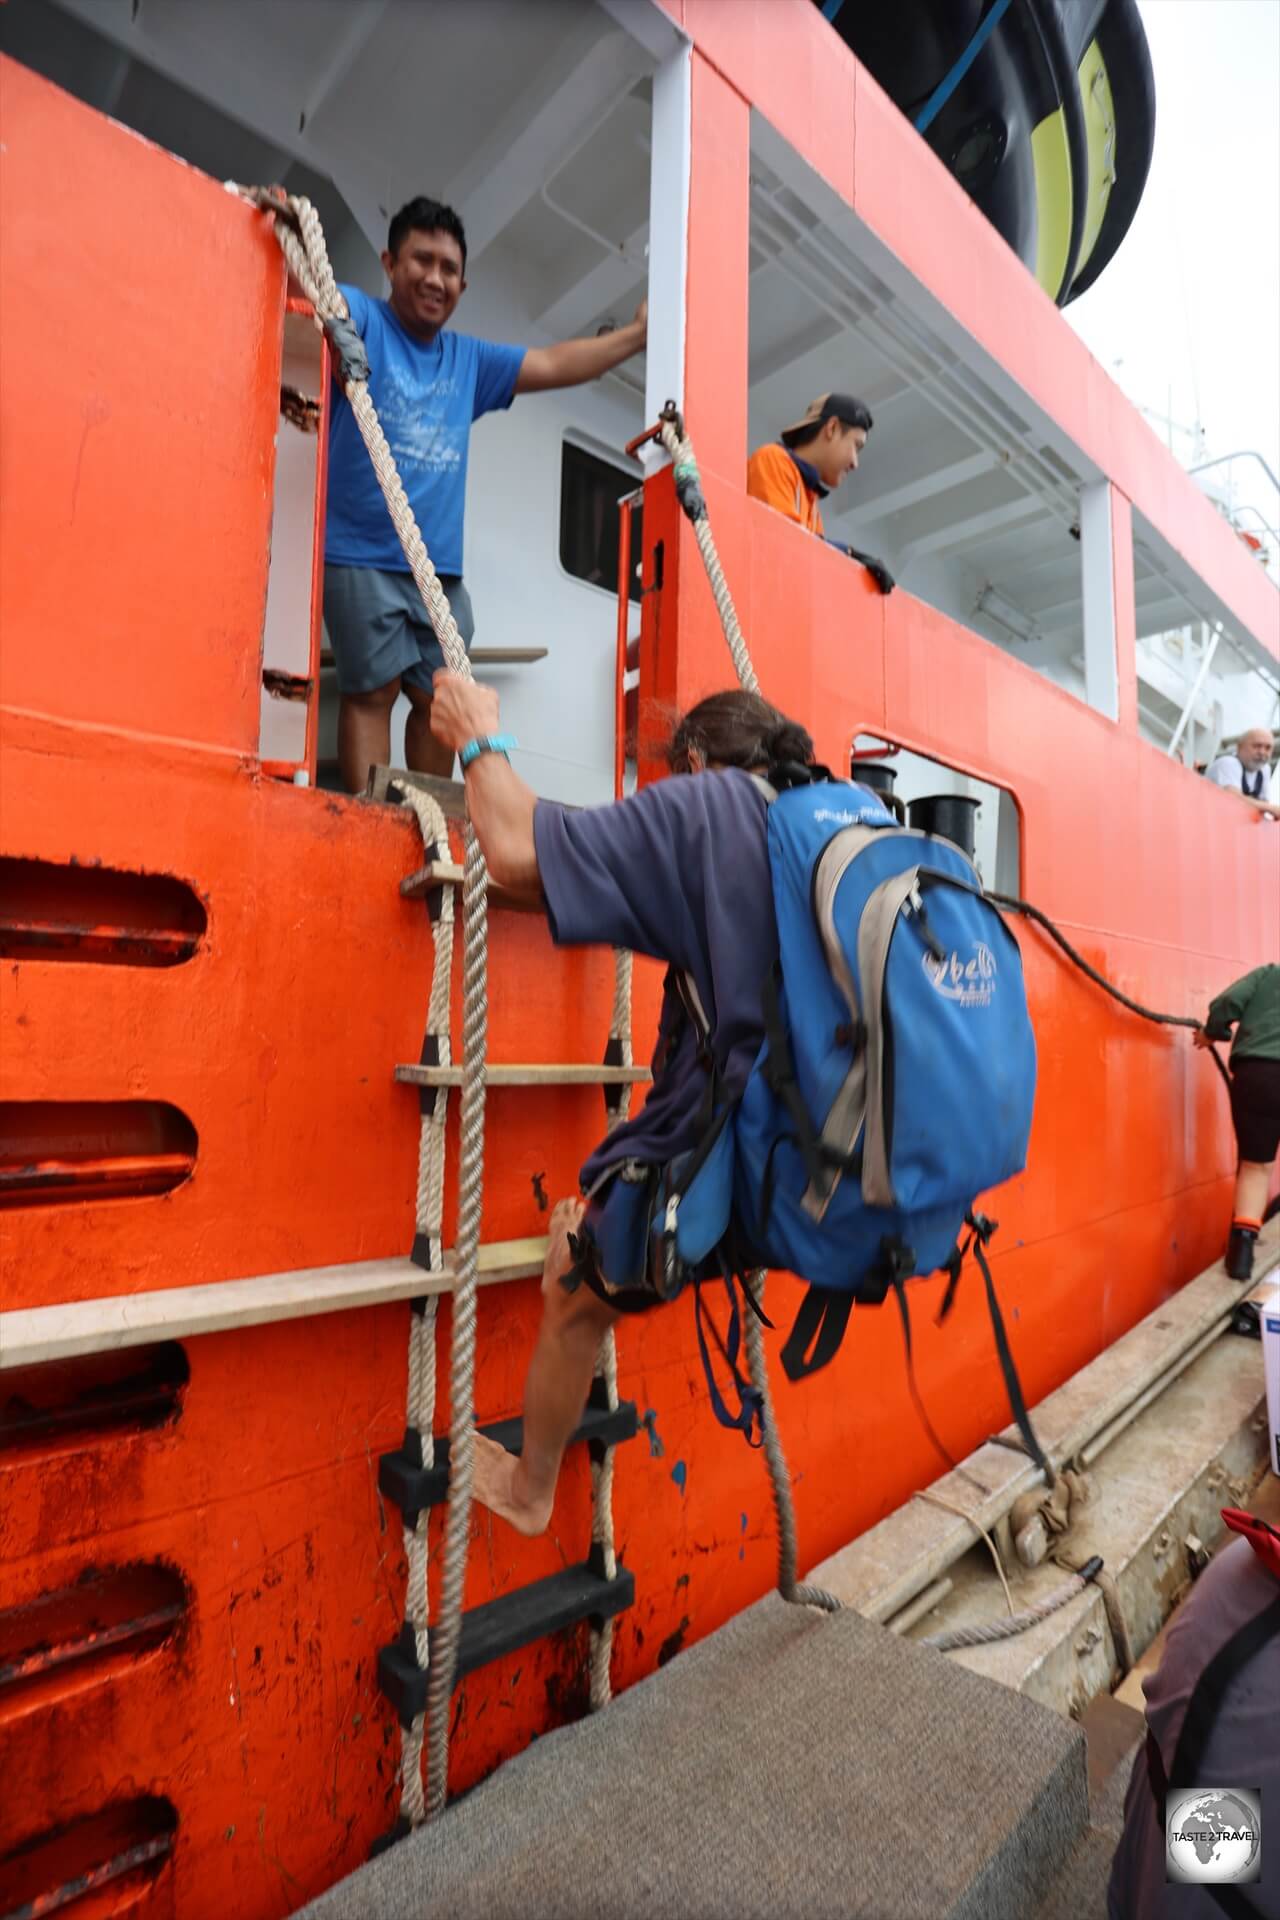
1195, 962, 1280, 1277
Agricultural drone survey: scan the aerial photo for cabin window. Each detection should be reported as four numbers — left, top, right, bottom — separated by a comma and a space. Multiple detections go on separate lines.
559, 441, 644, 603
850, 737, 1022, 896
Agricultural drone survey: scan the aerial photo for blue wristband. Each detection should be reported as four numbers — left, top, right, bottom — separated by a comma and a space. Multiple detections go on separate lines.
459, 733, 518, 770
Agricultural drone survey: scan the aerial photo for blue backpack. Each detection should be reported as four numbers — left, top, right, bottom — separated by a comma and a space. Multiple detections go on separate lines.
655, 764, 1043, 1461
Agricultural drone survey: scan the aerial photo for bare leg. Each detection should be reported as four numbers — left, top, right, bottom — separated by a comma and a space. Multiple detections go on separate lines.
1234, 1159, 1272, 1222
404, 685, 456, 779
338, 678, 400, 794
473, 1199, 619, 1537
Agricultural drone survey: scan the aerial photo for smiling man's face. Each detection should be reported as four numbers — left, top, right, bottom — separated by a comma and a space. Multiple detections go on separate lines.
382, 226, 466, 340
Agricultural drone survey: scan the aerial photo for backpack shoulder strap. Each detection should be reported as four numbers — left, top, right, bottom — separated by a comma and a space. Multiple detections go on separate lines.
1168, 1590, 1280, 1787
1144, 1590, 1280, 1920
674, 769, 774, 1061
779, 1286, 854, 1381
673, 966, 712, 1055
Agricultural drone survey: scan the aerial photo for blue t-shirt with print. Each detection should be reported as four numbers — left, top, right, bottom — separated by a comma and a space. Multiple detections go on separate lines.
325, 285, 526, 575
532, 769, 777, 1192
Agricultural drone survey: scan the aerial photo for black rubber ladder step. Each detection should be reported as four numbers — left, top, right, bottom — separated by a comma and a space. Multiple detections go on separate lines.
377, 1559, 635, 1725
379, 1385, 638, 1527
395, 1062, 651, 1088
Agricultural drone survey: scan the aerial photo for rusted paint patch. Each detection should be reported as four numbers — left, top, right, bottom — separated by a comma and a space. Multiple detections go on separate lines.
657, 1617, 690, 1668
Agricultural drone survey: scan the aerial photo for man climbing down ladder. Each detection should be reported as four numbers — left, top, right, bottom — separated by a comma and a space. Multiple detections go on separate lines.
428, 668, 817, 1534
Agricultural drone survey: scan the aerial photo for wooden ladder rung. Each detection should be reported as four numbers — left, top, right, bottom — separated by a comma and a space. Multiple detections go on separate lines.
396, 1063, 650, 1089
401, 860, 464, 896
468, 647, 549, 665
399, 861, 535, 912
0, 1238, 550, 1369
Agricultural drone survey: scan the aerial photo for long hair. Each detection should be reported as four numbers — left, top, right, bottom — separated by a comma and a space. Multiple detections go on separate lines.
667, 689, 813, 774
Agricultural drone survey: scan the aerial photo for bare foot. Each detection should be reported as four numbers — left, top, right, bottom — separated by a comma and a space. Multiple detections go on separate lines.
471, 1431, 554, 1537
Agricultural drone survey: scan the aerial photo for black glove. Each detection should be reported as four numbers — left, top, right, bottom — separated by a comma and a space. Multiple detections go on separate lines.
847, 545, 895, 595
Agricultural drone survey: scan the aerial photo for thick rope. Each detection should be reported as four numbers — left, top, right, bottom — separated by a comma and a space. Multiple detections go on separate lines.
919, 1557, 1103, 1651
242, 188, 489, 1820
588, 944, 636, 1707
393, 787, 453, 1828
425, 829, 487, 1816
588, 1324, 622, 1708
741, 1273, 840, 1612
657, 413, 759, 696
913, 1486, 1015, 1618
655, 407, 832, 1614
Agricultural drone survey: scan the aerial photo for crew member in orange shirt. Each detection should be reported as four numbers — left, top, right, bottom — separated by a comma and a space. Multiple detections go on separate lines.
747, 392, 893, 592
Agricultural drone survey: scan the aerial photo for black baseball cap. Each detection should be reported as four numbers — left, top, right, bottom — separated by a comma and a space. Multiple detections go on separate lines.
780, 392, 874, 443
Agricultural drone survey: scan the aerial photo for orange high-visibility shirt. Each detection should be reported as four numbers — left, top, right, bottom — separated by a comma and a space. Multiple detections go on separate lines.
746, 443, 825, 537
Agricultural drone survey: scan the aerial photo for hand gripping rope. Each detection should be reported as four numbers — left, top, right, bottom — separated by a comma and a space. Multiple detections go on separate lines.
242, 187, 630, 1815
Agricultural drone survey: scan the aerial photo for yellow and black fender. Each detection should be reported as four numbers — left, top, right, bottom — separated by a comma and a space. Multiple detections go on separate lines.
820, 0, 1156, 306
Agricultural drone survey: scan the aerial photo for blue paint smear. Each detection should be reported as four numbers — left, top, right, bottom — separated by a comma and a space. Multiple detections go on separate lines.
641, 1408, 665, 1459
670, 1459, 687, 1494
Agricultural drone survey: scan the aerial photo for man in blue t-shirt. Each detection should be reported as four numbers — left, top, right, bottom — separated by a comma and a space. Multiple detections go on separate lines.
424, 668, 814, 1538
325, 195, 647, 791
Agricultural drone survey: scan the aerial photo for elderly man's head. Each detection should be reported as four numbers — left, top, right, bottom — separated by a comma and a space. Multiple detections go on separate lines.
1238, 727, 1275, 768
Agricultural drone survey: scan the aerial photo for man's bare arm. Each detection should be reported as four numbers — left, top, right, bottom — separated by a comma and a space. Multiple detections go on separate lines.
429, 671, 542, 902
514, 301, 646, 395
464, 755, 541, 901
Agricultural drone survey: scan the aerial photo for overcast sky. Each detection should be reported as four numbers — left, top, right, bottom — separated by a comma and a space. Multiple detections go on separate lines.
1067, 0, 1280, 547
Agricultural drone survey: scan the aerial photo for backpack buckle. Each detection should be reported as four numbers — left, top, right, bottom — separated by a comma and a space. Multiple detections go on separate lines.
856, 1235, 916, 1305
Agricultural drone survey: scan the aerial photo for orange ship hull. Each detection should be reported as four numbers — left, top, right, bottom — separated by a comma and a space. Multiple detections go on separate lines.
2, 13, 1277, 1916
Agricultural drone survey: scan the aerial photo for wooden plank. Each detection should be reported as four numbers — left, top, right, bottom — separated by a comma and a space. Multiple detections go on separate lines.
469, 647, 549, 665
366, 766, 466, 817
400, 860, 465, 895
0, 1238, 549, 1370
398, 862, 533, 913
396, 1063, 651, 1088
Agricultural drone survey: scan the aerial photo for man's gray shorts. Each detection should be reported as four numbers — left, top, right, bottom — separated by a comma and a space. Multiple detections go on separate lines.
323, 565, 475, 695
